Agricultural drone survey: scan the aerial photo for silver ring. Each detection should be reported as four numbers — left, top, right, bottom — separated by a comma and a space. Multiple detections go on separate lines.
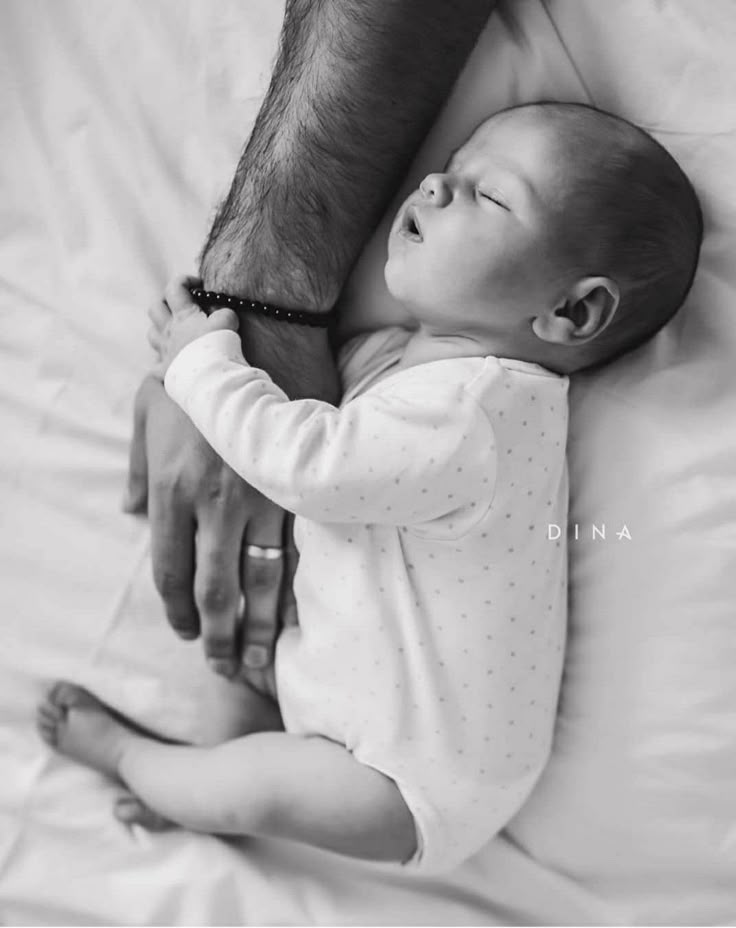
245, 544, 284, 561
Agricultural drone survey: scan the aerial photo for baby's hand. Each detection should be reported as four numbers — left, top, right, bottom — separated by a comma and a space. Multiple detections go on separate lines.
147, 275, 239, 377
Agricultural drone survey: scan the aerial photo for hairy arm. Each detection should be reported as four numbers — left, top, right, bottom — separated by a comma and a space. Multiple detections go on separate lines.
199, 0, 496, 399
129, 0, 497, 671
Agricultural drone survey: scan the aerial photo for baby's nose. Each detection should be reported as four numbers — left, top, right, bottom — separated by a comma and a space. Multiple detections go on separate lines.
419, 173, 451, 206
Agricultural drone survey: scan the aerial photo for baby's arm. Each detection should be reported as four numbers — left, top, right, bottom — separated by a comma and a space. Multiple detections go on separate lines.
117, 728, 416, 863
164, 329, 496, 525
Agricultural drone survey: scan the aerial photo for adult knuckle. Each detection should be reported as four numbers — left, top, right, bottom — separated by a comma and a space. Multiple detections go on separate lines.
241, 643, 271, 670
196, 583, 233, 616
201, 477, 228, 505
150, 468, 184, 500
203, 477, 250, 516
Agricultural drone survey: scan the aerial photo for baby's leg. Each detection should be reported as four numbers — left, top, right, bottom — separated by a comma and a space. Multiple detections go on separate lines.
37, 679, 282, 830
37, 683, 416, 863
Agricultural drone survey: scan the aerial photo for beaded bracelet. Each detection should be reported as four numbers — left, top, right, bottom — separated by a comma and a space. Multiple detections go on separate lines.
188, 287, 332, 328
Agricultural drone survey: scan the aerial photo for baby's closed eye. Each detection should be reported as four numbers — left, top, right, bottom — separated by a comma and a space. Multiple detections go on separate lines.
477, 188, 510, 211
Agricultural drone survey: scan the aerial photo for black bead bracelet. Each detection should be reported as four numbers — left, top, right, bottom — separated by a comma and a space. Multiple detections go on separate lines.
188, 287, 332, 328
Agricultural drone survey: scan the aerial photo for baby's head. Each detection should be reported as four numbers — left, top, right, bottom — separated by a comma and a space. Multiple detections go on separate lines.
385, 102, 703, 374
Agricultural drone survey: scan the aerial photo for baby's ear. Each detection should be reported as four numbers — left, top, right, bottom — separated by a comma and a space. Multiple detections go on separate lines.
569, 277, 620, 337
534, 277, 619, 345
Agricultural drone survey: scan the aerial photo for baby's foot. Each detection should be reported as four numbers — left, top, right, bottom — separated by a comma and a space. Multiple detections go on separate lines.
114, 794, 174, 831
36, 682, 136, 780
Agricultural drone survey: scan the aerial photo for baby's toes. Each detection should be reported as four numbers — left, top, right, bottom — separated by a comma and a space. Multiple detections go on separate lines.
48, 681, 95, 711
114, 795, 174, 832
36, 705, 61, 746
38, 697, 64, 722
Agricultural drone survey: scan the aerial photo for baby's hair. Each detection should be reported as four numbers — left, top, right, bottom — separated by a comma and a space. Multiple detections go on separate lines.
498, 101, 703, 372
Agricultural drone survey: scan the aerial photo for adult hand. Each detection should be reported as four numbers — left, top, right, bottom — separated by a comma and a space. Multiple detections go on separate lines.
123, 0, 494, 681
124, 374, 289, 678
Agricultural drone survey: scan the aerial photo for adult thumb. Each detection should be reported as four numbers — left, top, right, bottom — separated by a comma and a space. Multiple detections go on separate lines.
122, 378, 151, 514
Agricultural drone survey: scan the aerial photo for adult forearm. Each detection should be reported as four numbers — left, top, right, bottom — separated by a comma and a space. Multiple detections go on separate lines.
199, 0, 495, 399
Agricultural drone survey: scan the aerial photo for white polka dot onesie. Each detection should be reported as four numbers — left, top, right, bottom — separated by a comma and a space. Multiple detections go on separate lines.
165, 325, 569, 873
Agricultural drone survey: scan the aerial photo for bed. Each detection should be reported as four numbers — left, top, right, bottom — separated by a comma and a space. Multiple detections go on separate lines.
1, 0, 735, 923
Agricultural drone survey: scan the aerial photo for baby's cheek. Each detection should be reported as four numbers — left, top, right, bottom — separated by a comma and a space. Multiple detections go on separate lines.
384, 252, 410, 300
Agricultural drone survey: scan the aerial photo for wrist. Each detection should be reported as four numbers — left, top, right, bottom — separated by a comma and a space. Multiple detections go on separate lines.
189, 288, 331, 329
230, 310, 340, 405
199, 224, 339, 315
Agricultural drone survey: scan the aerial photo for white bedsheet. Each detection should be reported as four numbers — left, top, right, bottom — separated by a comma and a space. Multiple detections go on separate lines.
1, 1, 736, 924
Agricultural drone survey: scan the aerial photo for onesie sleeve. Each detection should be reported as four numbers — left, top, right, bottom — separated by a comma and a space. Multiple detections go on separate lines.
164, 330, 497, 525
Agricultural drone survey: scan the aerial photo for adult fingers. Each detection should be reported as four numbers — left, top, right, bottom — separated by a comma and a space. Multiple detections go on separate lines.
123, 376, 153, 514
149, 480, 199, 639
194, 488, 248, 676
240, 504, 286, 674
279, 513, 300, 630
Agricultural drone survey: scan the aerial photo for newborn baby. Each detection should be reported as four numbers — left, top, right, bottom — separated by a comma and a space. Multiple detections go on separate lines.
37, 102, 701, 873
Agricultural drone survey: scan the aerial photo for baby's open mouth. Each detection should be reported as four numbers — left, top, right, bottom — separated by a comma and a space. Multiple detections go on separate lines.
399, 204, 423, 242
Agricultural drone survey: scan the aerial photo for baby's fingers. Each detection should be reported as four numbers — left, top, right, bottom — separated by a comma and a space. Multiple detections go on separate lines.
207, 308, 239, 333
147, 324, 163, 355
147, 299, 171, 333
165, 274, 202, 314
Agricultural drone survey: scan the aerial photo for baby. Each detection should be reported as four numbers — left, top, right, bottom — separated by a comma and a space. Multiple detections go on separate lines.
37, 102, 701, 873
